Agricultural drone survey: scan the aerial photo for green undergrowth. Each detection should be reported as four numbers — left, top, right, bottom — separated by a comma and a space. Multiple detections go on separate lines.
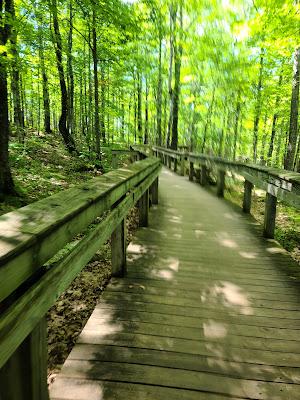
0, 133, 131, 216
224, 175, 300, 264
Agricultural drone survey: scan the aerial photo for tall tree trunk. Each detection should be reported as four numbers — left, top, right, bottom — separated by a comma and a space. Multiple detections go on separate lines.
137, 72, 142, 143
284, 47, 300, 170
166, 4, 176, 148
144, 77, 149, 144
92, 8, 101, 161
100, 63, 106, 143
232, 95, 241, 161
49, 0, 76, 153
156, 30, 163, 146
0, 0, 15, 196
253, 48, 265, 162
267, 71, 283, 162
67, 0, 74, 137
10, 0, 23, 135
201, 87, 215, 153
38, 26, 51, 134
170, 3, 182, 150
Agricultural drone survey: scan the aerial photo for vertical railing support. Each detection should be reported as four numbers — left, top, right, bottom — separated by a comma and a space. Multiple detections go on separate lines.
150, 178, 159, 205
168, 156, 172, 169
180, 155, 185, 176
263, 192, 277, 238
111, 219, 126, 277
200, 165, 208, 186
138, 189, 149, 227
217, 170, 225, 197
243, 180, 253, 213
112, 153, 118, 169
0, 318, 49, 400
174, 158, 178, 173
189, 161, 194, 181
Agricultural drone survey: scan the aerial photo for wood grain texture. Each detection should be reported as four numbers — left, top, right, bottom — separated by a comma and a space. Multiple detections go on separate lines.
50, 167, 300, 400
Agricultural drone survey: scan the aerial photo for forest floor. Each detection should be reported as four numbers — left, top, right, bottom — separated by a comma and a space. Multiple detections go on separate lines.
1, 135, 299, 383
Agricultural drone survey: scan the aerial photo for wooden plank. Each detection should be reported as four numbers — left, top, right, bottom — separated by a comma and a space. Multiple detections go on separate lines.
69, 344, 300, 384
55, 359, 299, 399
85, 305, 300, 341
93, 298, 300, 330
50, 378, 236, 400
81, 318, 300, 354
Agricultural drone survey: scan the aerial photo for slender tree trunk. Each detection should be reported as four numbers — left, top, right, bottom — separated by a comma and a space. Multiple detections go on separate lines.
38, 26, 51, 133
137, 72, 142, 143
49, 0, 76, 153
201, 88, 215, 153
67, 0, 74, 137
232, 96, 241, 161
284, 47, 300, 170
10, 0, 23, 135
167, 4, 176, 148
92, 8, 101, 161
144, 77, 149, 144
0, 0, 15, 196
253, 48, 265, 162
170, 3, 182, 150
156, 30, 163, 146
100, 63, 106, 143
267, 71, 283, 161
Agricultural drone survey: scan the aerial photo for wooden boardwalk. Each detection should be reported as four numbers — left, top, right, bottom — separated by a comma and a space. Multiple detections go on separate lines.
50, 167, 300, 400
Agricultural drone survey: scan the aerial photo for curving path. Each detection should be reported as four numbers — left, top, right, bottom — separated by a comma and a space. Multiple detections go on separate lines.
50, 167, 300, 400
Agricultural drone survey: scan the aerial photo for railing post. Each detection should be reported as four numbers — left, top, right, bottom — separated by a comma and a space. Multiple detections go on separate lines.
168, 156, 172, 169
111, 219, 126, 277
0, 318, 49, 400
189, 161, 194, 181
174, 158, 178, 173
150, 177, 159, 205
263, 192, 277, 238
180, 155, 185, 176
217, 169, 225, 197
138, 189, 149, 227
112, 153, 118, 169
243, 180, 253, 213
200, 165, 208, 186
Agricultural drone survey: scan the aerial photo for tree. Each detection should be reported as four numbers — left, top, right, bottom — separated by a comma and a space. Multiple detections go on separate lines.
48, 0, 76, 154
0, 0, 15, 196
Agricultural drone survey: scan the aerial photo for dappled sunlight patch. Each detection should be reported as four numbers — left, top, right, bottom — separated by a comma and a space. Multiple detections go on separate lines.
127, 243, 147, 254
195, 229, 205, 238
150, 269, 174, 280
239, 251, 257, 259
202, 281, 253, 315
173, 233, 182, 239
203, 320, 228, 339
224, 212, 240, 221
50, 378, 104, 399
266, 247, 287, 255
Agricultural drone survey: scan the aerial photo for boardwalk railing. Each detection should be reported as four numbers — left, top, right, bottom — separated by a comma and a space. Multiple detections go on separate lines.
0, 153, 160, 399
153, 146, 300, 239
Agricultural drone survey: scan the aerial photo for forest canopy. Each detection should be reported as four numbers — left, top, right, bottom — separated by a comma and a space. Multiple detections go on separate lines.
0, 0, 300, 196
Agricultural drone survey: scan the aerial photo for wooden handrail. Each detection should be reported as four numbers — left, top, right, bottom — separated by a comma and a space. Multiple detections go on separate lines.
153, 146, 300, 238
0, 153, 161, 399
